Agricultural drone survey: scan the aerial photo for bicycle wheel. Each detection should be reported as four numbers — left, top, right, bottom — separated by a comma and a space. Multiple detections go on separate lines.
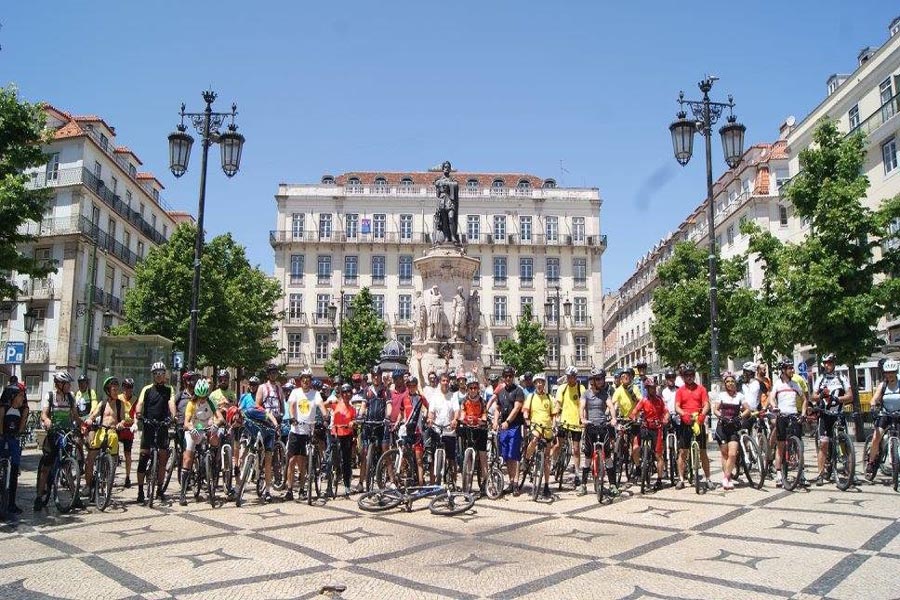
95, 454, 115, 511
740, 434, 765, 490
756, 429, 772, 474
555, 440, 570, 489
783, 436, 804, 491
145, 452, 158, 508
433, 448, 445, 486
235, 453, 256, 507
429, 490, 475, 516
833, 431, 855, 491
891, 438, 899, 492
596, 447, 606, 503
205, 452, 216, 508
221, 444, 233, 493
462, 448, 476, 494
55, 457, 81, 513
374, 448, 396, 490
666, 436, 677, 488
0, 460, 9, 518
591, 447, 601, 496
532, 448, 545, 501
162, 446, 177, 494
365, 444, 376, 492
307, 449, 320, 504
485, 465, 503, 500
640, 442, 652, 495
272, 441, 287, 491
358, 488, 403, 512
614, 436, 628, 487
691, 443, 701, 495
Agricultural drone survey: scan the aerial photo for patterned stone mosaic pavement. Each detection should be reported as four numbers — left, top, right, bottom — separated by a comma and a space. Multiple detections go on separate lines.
2, 444, 898, 600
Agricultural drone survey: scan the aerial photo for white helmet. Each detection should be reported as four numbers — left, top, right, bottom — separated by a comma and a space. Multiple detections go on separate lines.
884, 360, 899, 373
742, 361, 756, 372
533, 373, 547, 382
53, 370, 73, 384
150, 361, 166, 373
565, 366, 578, 376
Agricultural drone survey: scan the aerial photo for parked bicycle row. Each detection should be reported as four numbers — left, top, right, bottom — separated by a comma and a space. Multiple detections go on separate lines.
1, 355, 898, 519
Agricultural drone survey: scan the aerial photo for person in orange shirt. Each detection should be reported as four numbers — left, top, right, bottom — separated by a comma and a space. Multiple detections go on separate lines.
459, 376, 488, 492
331, 384, 357, 498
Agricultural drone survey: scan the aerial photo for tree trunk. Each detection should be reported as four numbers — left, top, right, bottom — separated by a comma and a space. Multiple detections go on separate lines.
847, 361, 865, 442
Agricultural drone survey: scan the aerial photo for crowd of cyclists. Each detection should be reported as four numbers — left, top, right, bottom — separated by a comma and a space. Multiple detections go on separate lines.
0, 350, 898, 518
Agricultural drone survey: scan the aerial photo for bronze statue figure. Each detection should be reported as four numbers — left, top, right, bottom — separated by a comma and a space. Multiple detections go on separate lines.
433, 160, 460, 244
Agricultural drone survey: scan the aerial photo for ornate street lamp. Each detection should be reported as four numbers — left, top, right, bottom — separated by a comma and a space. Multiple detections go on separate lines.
167, 90, 245, 370
668, 77, 747, 383
23, 307, 37, 336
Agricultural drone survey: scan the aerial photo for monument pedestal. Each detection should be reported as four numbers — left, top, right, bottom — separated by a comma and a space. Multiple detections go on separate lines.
412, 245, 483, 377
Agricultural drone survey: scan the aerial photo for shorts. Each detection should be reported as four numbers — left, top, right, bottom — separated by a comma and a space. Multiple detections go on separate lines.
121, 438, 133, 453
678, 423, 707, 450
287, 432, 309, 457
0, 435, 22, 467
184, 429, 210, 452
582, 423, 613, 458
90, 428, 120, 456
498, 427, 522, 461
458, 426, 487, 452
362, 424, 389, 448
557, 425, 582, 444
775, 414, 801, 442
244, 419, 275, 452
529, 423, 555, 442
817, 413, 838, 441
875, 413, 900, 431
715, 421, 741, 444
641, 426, 664, 455
140, 422, 170, 451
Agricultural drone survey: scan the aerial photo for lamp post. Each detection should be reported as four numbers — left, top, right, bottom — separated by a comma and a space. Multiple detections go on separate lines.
544, 286, 572, 382
669, 76, 746, 384
328, 292, 355, 381
23, 304, 37, 380
167, 90, 245, 370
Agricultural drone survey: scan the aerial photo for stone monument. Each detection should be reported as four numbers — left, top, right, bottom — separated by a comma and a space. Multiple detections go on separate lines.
412, 160, 483, 378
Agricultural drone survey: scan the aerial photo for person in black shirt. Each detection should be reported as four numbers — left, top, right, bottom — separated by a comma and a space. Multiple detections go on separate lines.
492, 366, 524, 495
135, 362, 177, 504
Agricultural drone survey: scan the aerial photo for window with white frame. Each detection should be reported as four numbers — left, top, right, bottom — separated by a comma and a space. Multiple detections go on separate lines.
290, 254, 304, 283
399, 177, 413, 194
25, 375, 41, 399
547, 337, 558, 362
884, 217, 900, 252
372, 294, 384, 318
491, 179, 505, 196
493, 215, 506, 241
493, 256, 507, 284
125, 190, 132, 207
880, 78, 895, 121
398, 334, 413, 353
545, 216, 558, 242
848, 104, 860, 130
287, 333, 302, 362
519, 257, 533, 283
519, 215, 532, 242
111, 176, 118, 194
883, 137, 898, 175
398, 294, 412, 320
316, 294, 331, 318
520, 296, 533, 317
346, 177, 362, 193
400, 214, 413, 240
344, 256, 358, 282
573, 297, 588, 324
516, 179, 531, 195
373, 214, 386, 239
467, 215, 480, 241
319, 213, 332, 239
546, 257, 560, 283
466, 179, 479, 194
317, 255, 331, 283
572, 217, 585, 242
573, 257, 587, 285
741, 178, 751, 196
315, 333, 330, 362
45, 153, 59, 181
288, 293, 303, 319
399, 255, 413, 283
493, 296, 507, 319
775, 169, 790, 192
94, 161, 102, 179
372, 255, 385, 281
574, 336, 588, 363
345, 213, 358, 239
374, 177, 388, 194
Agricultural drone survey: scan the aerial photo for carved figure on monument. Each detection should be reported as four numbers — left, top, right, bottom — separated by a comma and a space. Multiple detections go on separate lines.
413, 291, 427, 342
433, 160, 460, 245
452, 286, 467, 341
426, 285, 445, 340
466, 289, 481, 342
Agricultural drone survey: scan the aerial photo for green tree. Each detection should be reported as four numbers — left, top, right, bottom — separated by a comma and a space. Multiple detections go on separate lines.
775, 120, 900, 439
325, 287, 387, 380
0, 86, 56, 299
120, 223, 282, 371
496, 303, 547, 375
650, 241, 752, 374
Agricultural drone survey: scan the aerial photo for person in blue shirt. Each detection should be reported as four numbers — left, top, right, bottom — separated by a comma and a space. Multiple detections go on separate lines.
239, 376, 260, 412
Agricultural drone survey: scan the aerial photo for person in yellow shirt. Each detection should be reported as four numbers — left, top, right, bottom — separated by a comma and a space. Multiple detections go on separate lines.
522, 373, 556, 498
555, 366, 586, 489
612, 368, 643, 470
118, 378, 137, 488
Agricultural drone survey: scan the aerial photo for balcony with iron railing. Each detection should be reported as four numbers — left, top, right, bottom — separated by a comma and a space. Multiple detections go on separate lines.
270, 229, 431, 246
86, 285, 124, 315
490, 315, 512, 328
284, 313, 309, 327
18, 278, 54, 300
284, 351, 309, 367
311, 313, 333, 326
398, 276, 413, 287
571, 316, 593, 329
343, 275, 359, 287
570, 355, 592, 368
520, 277, 534, 289
849, 90, 900, 140
371, 274, 386, 287
393, 313, 414, 328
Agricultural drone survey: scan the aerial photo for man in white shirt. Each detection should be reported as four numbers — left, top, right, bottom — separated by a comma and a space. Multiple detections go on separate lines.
284, 370, 325, 501
769, 360, 807, 487
427, 373, 459, 483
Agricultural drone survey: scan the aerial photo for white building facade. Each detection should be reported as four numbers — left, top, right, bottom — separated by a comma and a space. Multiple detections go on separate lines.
271, 170, 605, 377
5, 105, 179, 401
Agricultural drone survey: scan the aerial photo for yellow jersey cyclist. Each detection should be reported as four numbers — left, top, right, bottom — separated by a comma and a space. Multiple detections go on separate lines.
555, 365, 586, 490
85, 377, 132, 500
613, 368, 643, 474
522, 373, 556, 498
179, 378, 225, 506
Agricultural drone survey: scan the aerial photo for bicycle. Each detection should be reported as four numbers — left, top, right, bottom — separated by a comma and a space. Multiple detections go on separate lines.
683, 414, 706, 495
864, 409, 900, 490
235, 418, 275, 507
139, 418, 171, 508
430, 425, 456, 490
458, 421, 489, 495
0, 433, 26, 518
87, 423, 118, 511
753, 412, 775, 475
553, 426, 575, 490
773, 411, 805, 491
664, 418, 679, 488
161, 423, 182, 495
518, 424, 554, 501
583, 421, 612, 503
613, 419, 637, 487
359, 418, 390, 491
637, 419, 661, 495
483, 429, 504, 500
305, 434, 326, 505
36, 425, 82, 513
271, 433, 288, 492
809, 405, 856, 491
735, 414, 766, 490
188, 428, 220, 508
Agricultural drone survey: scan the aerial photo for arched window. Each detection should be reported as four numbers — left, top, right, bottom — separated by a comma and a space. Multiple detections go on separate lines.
465, 179, 479, 195
542, 178, 557, 189
374, 177, 388, 193
516, 179, 532, 196
347, 177, 362, 193
399, 177, 414, 193
321, 175, 335, 185
491, 178, 506, 197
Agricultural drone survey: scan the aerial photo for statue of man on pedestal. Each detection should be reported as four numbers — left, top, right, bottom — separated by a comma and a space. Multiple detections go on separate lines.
452, 286, 467, 341
426, 285, 444, 340
466, 289, 481, 342
433, 160, 460, 245
413, 290, 427, 342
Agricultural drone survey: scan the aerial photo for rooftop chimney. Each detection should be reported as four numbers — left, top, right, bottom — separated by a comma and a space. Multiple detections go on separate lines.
858, 46, 874, 65
890, 16, 900, 37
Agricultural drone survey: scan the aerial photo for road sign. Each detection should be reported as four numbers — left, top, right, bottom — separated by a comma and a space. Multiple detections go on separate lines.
172, 351, 184, 370
4, 342, 25, 365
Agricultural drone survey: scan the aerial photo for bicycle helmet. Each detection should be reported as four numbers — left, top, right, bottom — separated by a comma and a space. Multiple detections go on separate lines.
643, 377, 657, 388
150, 361, 166, 373
248, 375, 261, 385
78, 373, 89, 383
466, 375, 479, 386
741, 361, 756, 373
217, 369, 230, 380
722, 371, 737, 383
122, 377, 135, 388
590, 367, 605, 379
883, 360, 899, 373
664, 369, 676, 379
265, 362, 279, 372
779, 358, 794, 369
282, 378, 295, 391
340, 383, 353, 393
181, 370, 196, 383
53, 371, 73, 384
408, 376, 419, 385
533, 373, 547, 382
299, 367, 313, 379
103, 376, 119, 393
822, 353, 837, 363
392, 369, 406, 380
194, 378, 210, 397
635, 361, 648, 368
522, 372, 534, 380
312, 378, 322, 390
682, 364, 697, 375
502, 366, 515, 377
564, 365, 578, 377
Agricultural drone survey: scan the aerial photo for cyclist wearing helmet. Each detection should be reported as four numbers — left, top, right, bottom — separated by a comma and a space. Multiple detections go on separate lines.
522, 373, 556, 498
713, 372, 752, 491
629, 377, 670, 491
494, 366, 525, 494
459, 375, 489, 492
253, 363, 285, 502
390, 369, 413, 430
178, 378, 224, 506
579, 368, 618, 496
811, 354, 852, 486
520, 372, 535, 397
34, 371, 80, 511
770, 359, 807, 487
867, 359, 900, 480
209, 370, 236, 414
613, 368, 643, 472
75, 374, 96, 418
674, 364, 711, 490
284, 369, 325, 501
740, 362, 765, 411
118, 378, 138, 488
85, 377, 130, 498
635, 362, 649, 396
358, 370, 392, 488
135, 362, 177, 504
0, 382, 27, 514
555, 365, 586, 490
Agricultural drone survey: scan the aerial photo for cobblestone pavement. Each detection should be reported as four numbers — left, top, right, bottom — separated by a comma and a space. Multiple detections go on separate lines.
2, 443, 899, 600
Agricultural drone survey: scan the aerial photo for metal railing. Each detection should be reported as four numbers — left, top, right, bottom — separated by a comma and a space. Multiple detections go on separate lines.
393, 313, 414, 328
490, 315, 512, 327
284, 314, 308, 326
849, 91, 900, 139
571, 316, 593, 328
18, 278, 54, 299
311, 313, 333, 326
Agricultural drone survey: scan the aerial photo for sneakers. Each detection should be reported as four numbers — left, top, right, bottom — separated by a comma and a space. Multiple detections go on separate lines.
865, 465, 877, 482
137, 490, 146, 504
179, 496, 187, 507
573, 476, 581, 488
503, 483, 515, 496
577, 484, 587, 496
263, 492, 274, 503
283, 490, 294, 502
675, 480, 685, 490
32, 497, 44, 512
8, 505, 23, 515
542, 484, 552, 498
608, 485, 620, 497
124, 476, 131, 489
816, 474, 825, 487
512, 485, 522, 497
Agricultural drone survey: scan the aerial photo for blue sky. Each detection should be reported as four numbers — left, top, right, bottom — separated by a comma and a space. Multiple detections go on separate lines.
3, 1, 898, 289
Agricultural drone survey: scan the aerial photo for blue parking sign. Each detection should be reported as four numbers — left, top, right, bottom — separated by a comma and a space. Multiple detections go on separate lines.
172, 351, 184, 370
4, 342, 25, 365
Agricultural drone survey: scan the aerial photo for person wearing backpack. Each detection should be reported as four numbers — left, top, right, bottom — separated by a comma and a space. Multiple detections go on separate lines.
613, 368, 643, 474
84, 377, 130, 500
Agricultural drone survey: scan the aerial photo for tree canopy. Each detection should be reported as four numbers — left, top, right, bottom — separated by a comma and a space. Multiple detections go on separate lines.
325, 287, 388, 380
496, 303, 547, 375
0, 86, 56, 300
120, 223, 282, 371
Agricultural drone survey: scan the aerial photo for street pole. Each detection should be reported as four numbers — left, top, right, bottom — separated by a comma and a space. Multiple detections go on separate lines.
338, 290, 344, 379
701, 81, 721, 384
556, 289, 562, 381
186, 92, 214, 371
80, 238, 98, 375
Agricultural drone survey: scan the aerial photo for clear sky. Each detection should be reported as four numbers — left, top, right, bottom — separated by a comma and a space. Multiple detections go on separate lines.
3, 1, 898, 290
